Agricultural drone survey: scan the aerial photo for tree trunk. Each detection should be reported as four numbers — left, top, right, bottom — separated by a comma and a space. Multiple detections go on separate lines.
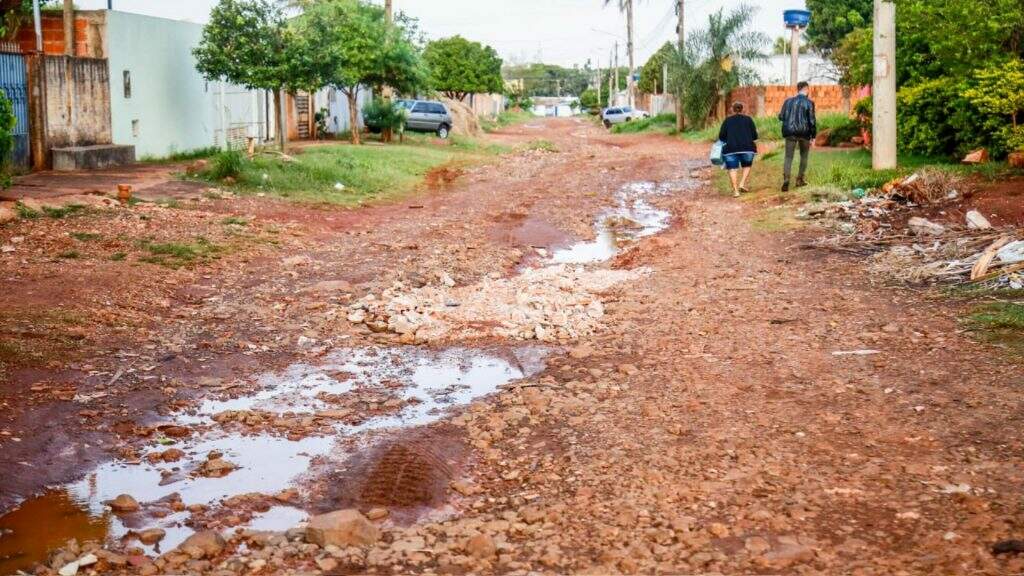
274, 90, 286, 152
347, 90, 361, 145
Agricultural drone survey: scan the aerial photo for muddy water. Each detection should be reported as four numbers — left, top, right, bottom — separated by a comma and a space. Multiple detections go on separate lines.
552, 179, 688, 264
0, 346, 546, 573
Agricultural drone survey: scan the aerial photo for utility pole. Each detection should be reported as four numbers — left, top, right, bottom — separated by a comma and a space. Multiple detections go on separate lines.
675, 0, 685, 131
662, 62, 667, 95
872, 0, 897, 169
608, 49, 613, 107
614, 41, 619, 105
625, 0, 636, 107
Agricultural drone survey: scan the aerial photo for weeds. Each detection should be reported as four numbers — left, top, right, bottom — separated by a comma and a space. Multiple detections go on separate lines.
138, 237, 221, 267
967, 302, 1024, 350
109, 252, 127, 261
70, 232, 101, 242
206, 149, 244, 181
41, 204, 85, 219
15, 202, 39, 219
524, 139, 558, 153
57, 250, 80, 259
139, 146, 220, 164
481, 109, 535, 132
221, 216, 249, 226
610, 113, 677, 135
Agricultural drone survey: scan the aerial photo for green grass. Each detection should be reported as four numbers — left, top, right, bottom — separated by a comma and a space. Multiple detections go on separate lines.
15, 202, 40, 219
41, 204, 86, 219
197, 139, 495, 206
138, 238, 221, 267
967, 303, 1024, 350
610, 113, 677, 135
57, 250, 80, 259
139, 146, 220, 164
481, 109, 535, 132
109, 252, 127, 262
683, 113, 854, 143
70, 232, 101, 242
714, 148, 1020, 199
221, 216, 249, 226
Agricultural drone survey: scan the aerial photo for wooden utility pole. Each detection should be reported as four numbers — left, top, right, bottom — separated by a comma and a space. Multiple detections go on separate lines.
675, 0, 685, 131
63, 0, 74, 56
872, 0, 897, 169
608, 49, 614, 107
625, 0, 636, 107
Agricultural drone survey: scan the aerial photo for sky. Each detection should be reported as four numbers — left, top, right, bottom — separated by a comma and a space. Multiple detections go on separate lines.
75, 0, 808, 68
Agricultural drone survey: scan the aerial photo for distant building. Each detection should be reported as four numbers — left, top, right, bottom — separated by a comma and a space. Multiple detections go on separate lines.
746, 54, 838, 86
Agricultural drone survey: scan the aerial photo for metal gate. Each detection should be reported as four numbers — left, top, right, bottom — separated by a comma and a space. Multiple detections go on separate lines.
0, 52, 30, 168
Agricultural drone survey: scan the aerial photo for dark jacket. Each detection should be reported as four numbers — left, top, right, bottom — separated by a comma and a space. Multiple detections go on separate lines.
779, 93, 817, 139
718, 114, 758, 155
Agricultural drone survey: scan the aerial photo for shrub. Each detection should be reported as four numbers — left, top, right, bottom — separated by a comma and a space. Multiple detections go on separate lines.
207, 149, 243, 181
0, 92, 15, 186
362, 98, 407, 134
897, 77, 990, 158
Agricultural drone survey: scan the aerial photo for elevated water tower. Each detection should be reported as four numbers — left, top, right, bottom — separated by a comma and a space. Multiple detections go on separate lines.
784, 9, 811, 87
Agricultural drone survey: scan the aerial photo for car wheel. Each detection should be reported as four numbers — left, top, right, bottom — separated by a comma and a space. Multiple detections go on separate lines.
625, 117, 632, 122
603, 120, 611, 128
437, 124, 450, 139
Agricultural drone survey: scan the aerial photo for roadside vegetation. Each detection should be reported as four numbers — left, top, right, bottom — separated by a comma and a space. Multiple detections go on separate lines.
194, 135, 503, 205
481, 109, 534, 132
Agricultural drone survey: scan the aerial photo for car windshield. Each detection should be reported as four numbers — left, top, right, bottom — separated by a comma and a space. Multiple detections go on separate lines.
622, 107, 633, 112
396, 100, 415, 110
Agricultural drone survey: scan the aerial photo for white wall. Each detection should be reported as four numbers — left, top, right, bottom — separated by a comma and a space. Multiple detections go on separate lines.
106, 11, 269, 158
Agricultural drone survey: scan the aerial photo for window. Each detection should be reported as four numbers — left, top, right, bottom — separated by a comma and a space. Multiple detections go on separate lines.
622, 106, 632, 112
608, 108, 620, 115
123, 70, 131, 99
411, 102, 428, 113
429, 103, 446, 114
131, 119, 139, 137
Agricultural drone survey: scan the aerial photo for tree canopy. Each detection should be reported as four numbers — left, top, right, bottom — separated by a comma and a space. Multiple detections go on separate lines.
289, 0, 425, 144
803, 0, 871, 56
638, 42, 674, 94
423, 36, 504, 100
193, 0, 296, 92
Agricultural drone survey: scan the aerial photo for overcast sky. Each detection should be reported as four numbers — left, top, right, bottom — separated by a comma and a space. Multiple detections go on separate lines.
75, 0, 807, 67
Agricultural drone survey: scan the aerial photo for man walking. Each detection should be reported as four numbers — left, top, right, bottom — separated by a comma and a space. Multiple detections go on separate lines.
779, 81, 817, 191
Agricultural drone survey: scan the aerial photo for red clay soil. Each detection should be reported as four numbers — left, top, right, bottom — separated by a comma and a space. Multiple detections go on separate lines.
1, 118, 1022, 575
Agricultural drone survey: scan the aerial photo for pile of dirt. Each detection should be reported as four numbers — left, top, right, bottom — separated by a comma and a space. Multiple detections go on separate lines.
440, 97, 483, 137
347, 264, 646, 343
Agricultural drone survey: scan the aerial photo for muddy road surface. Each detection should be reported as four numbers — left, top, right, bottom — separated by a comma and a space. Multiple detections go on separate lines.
1, 118, 1022, 575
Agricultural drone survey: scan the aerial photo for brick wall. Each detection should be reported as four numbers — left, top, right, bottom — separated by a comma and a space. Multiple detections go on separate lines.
727, 85, 863, 117
13, 12, 106, 57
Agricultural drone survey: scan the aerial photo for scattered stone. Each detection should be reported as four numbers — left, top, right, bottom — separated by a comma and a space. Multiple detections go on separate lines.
137, 528, 167, 545
465, 533, 496, 559
199, 458, 237, 478
177, 531, 226, 559
109, 494, 140, 513
993, 539, 1024, 555
366, 507, 389, 521
965, 210, 992, 230
306, 510, 380, 548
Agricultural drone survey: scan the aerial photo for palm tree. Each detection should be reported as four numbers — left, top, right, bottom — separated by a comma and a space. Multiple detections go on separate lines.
669, 5, 768, 128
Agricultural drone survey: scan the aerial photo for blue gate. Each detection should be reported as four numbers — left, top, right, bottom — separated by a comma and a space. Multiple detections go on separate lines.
0, 52, 30, 168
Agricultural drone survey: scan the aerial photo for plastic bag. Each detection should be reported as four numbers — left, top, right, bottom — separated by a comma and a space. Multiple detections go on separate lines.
710, 141, 725, 166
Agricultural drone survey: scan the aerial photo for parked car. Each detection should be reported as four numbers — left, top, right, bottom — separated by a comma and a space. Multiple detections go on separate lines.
396, 99, 454, 139
601, 106, 650, 128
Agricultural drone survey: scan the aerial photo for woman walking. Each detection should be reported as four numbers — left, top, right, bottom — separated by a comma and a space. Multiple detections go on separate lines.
717, 101, 759, 197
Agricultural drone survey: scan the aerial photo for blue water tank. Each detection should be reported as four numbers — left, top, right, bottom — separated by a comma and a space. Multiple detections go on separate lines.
784, 9, 812, 29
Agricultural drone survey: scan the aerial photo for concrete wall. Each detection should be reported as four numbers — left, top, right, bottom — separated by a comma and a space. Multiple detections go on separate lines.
42, 55, 111, 148
105, 11, 267, 158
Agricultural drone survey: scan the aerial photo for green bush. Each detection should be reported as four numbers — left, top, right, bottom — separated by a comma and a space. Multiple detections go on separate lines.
0, 92, 15, 186
207, 149, 243, 180
897, 78, 984, 158
362, 98, 407, 134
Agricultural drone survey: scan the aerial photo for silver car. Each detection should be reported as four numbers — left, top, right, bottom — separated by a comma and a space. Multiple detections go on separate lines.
398, 99, 454, 139
602, 106, 650, 128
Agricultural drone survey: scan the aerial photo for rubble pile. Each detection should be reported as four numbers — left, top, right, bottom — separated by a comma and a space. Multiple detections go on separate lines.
347, 264, 647, 343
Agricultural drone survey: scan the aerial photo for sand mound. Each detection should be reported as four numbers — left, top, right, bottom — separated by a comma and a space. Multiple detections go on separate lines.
440, 97, 483, 137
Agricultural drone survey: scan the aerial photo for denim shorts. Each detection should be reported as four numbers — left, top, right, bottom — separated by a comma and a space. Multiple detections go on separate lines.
723, 152, 755, 169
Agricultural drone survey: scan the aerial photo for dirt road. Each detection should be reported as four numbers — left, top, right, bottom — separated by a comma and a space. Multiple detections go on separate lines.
1, 118, 1021, 575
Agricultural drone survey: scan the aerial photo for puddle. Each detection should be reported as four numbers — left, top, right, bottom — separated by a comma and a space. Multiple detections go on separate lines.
0, 346, 545, 573
552, 180, 678, 264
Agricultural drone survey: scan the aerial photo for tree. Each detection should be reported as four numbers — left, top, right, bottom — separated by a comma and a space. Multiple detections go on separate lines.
579, 88, 600, 111
831, 27, 872, 87
291, 0, 424, 145
668, 5, 768, 128
963, 58, 1024, 152
423, 36, 503, 101
803, 0, 871, 56
638, 42, 673, 94
194, 0, 303, 150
